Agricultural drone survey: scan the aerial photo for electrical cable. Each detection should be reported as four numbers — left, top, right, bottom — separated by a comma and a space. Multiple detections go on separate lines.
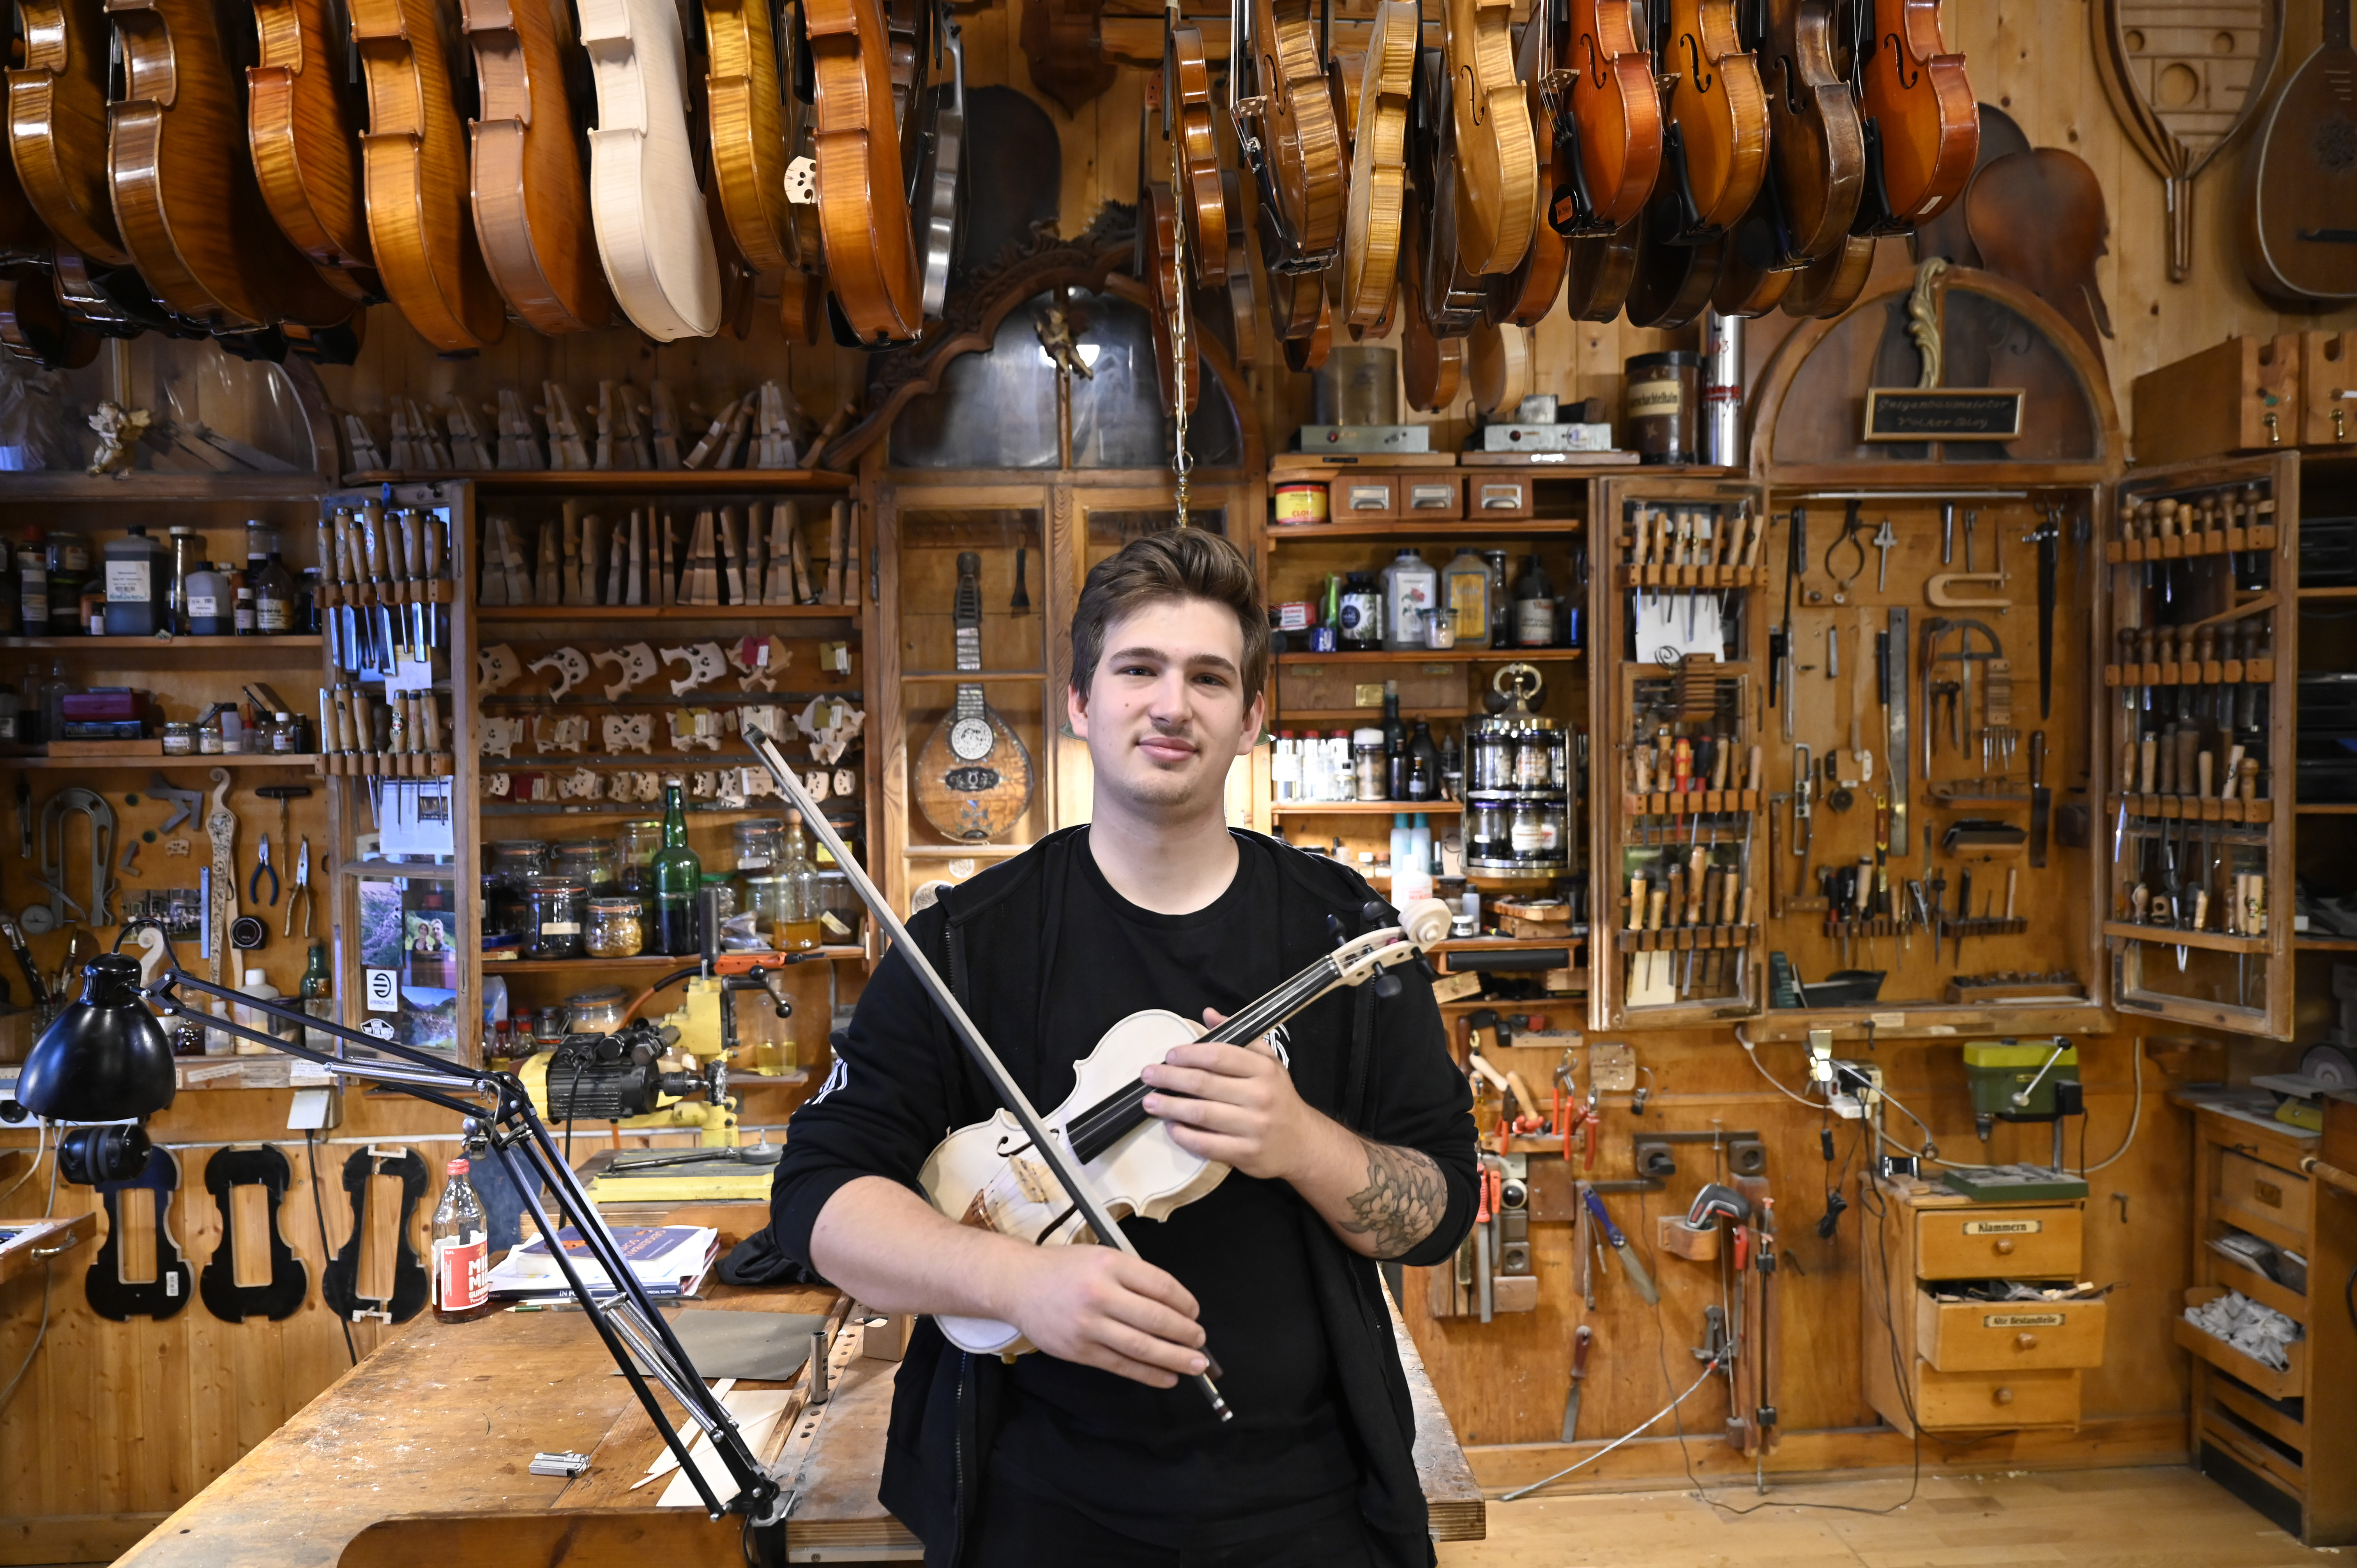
1732, 1024, 1823, 1108
1498, 1353, 1726, 1500
0, 1134, 62, 1416
2072, 1038, 2145, 1175
0, 1119, 46, 1207
306, 1130, 358, 1368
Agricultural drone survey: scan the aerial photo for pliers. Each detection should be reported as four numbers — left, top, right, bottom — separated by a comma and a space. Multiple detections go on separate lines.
283, 837, 312, 938
249, 833, 279, 906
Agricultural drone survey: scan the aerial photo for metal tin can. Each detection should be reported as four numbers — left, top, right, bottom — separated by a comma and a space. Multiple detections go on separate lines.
1274, 482, 1329, 524
1625, 351, 1701, 465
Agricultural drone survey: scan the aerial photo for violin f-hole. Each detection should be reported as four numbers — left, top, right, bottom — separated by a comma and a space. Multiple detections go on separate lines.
1883, 32, 1915, 89
1682, 32, 1713, 94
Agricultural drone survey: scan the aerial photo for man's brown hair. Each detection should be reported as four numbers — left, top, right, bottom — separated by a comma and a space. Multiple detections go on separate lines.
1069, 529, 1269, 702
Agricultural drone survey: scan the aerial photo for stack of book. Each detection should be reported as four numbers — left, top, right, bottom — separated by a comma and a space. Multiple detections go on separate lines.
484, 1224, 719, 1303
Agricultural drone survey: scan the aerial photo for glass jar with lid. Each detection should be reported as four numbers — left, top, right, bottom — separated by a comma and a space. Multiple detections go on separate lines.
1467, 726, 1514, 792
615, 818, 663, 911
520, 875, 588, 959
551, 837, 620, 893
565, 985, 630, 1034
741, 874, 788, 940
585, 897, 645, 958
730, 818, 784, 874
484, 840, 550, 939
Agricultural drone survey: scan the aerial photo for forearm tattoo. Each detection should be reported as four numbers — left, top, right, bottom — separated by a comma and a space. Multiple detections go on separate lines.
1339, 1137, 1448, 1259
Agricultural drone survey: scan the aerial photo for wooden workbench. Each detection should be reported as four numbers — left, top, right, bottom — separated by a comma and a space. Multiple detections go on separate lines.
115, 1209, 1484, 1565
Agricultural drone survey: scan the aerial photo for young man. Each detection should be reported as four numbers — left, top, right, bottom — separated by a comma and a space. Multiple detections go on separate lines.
768, 530, 1476, 1566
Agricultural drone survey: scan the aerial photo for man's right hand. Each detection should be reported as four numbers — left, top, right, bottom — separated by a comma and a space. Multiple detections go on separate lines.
1004, 1246, 1209, 1389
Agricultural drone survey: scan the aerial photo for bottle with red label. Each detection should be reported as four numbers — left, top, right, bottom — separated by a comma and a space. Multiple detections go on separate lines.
431, 1157, 491, 1322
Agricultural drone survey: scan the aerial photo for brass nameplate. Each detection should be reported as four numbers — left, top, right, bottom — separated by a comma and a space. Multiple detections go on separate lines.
1961, 1218, 2043, 1235
1863, 388, 2026, 441
1983, 1312, 2065, 1328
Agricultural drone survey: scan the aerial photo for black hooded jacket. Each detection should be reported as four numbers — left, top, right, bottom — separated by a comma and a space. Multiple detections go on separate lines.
767, 826, 1478, 1566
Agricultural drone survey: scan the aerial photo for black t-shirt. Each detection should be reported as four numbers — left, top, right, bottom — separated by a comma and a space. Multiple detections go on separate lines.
987, 832, 1364, 1546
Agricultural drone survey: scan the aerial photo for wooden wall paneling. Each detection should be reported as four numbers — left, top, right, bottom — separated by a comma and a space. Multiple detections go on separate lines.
1402, 1027, 2200, 1459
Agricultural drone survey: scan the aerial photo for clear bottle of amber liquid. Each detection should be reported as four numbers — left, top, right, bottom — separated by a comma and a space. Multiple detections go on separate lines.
777, 810, 823, 952
431, 1158, 492, 1323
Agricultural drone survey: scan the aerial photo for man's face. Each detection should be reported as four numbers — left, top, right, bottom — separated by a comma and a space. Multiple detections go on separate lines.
1069, 595, 1264, 818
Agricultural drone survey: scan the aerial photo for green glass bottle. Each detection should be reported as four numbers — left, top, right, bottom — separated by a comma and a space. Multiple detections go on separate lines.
297, 939, 333, 1049
652, 777, 703, 955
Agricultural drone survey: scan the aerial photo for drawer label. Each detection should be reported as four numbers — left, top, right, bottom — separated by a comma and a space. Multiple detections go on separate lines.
1982, 1312, 2065, 1328
1961, 1219, 2043, 1235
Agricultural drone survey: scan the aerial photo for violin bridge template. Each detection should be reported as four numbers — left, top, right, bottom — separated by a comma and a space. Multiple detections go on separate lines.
527, 645, 591, 699
595, 640, 659, 699
661, 641, 728, 695
602, 712, 655, 753
476, 642, 522, 692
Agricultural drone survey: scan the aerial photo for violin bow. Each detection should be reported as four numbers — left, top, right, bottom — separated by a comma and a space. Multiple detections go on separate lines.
744, 727, 1235, 1421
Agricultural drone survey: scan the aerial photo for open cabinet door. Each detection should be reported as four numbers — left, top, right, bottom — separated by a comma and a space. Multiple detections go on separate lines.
2098, 452, 2297, 1037
1588, 474, 1769, 1029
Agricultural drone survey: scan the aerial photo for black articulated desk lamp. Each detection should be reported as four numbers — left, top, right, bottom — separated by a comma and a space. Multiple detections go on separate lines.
8, 730, 1231, 1560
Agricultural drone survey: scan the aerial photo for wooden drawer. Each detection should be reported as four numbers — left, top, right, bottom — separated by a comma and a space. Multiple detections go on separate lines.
1915, 1290, 2107, 1372
1329, 475, 1398, 519
1465, 475, 1535, 517
2217, 1150, 2309, 1244
1398, 476, 1464, 519
1916, 1205, 2083, 1279
1910, 1364, 2081, 1429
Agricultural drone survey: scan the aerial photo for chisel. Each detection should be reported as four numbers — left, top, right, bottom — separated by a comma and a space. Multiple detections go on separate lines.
1560, 1324, 1594, 1444
1581, 1189, 1659, 1304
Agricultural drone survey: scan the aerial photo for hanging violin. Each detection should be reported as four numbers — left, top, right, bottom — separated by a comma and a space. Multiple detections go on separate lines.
1849, 0, 1976, 233
920, 898, 1453, 1358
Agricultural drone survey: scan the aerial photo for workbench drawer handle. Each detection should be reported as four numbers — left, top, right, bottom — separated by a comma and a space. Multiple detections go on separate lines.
29, 1242, 73, 1259
1992, 1386, 2015, 1406
1993, 1238, 2016, 1255
2015, 1332, 2039, 1351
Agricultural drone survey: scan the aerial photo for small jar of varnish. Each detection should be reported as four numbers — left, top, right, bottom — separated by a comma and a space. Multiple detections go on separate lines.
1273, 482, 1328, 525
1624, 351, 1701, 465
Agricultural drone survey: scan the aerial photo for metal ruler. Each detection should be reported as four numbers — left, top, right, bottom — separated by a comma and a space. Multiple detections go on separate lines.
1887, 607, 1910, 865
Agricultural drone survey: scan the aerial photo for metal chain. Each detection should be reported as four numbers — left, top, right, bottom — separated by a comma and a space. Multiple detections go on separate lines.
1170, 172, 1193, 530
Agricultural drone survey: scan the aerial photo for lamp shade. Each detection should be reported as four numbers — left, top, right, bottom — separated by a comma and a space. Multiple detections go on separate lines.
16, 954, 176, 1122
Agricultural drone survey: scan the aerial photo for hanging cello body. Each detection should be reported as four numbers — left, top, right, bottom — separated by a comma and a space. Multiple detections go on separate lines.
920, 899, 1451, 1357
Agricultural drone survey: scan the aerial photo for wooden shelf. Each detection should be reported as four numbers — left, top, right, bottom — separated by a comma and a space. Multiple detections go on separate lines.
1269, 800, 1463, 815
899, 669, 1046, 683
486, 947, 861, 975
477, 604, 857, 622
1277, 648, 1580, 665
346, 468, 854, 493
2103, 921, 2270, 953
1274, 708, 1466, 723
0, 473, 330, 501
2295, 803, 2357, 814
2297, 586, 2357, 600
0, 751, 324, 769
1265, 518, 1585, 542
0, 634, 322, 651
2294, 936, 2357, 952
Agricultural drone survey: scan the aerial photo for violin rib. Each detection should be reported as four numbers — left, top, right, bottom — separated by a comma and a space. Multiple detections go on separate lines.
249, 0, 376, 300
352, 0, 507, 348
703, 0, 800, 278
1445, 0, 1538, 273
10, 0, 130, 268
105, 0, 357, 332
1165, 22, 1228, 287
464, 0, 614, 332
1339, 0, 1416, 329
808, 0, 922, 343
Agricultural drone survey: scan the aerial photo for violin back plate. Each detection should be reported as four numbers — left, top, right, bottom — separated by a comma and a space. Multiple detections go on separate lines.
10, 0, 131, 267
465, 0, 615, 332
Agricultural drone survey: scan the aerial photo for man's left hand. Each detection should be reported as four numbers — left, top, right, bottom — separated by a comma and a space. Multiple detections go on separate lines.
1139, 1009, 1316, 1183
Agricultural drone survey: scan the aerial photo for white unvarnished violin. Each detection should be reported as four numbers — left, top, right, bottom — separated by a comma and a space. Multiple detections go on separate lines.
920, 897, 1454, 1356
580, 0, 723, 339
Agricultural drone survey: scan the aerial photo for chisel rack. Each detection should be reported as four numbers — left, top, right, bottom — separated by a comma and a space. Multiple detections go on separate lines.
2098, 453, 2299, 1037
1590, 477, 1766, 1027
